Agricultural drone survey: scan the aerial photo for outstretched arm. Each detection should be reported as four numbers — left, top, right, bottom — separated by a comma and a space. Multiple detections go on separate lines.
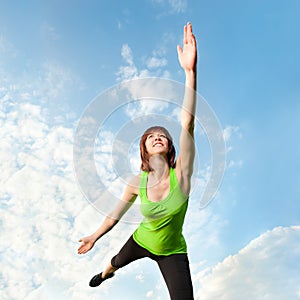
176, 22, 197, 195
78, 176, 139, 254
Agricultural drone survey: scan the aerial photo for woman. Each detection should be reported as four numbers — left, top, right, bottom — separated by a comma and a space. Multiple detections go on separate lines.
78, 22, 197, 300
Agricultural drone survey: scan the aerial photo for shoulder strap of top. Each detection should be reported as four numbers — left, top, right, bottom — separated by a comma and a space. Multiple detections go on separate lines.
169, 167, 178, 190
139, 171, 148, 198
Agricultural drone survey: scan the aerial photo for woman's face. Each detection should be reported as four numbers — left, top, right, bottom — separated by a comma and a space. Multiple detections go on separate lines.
145, 131, 169, 156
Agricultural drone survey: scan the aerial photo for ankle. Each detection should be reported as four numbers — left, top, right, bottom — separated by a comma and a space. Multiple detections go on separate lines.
101, 272, 113, 279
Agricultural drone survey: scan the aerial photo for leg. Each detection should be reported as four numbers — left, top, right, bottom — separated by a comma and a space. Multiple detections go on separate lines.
110, 235, 151, 269
156, 254, 194, 300
89, 235, 151, 287
101, 262, 118, 279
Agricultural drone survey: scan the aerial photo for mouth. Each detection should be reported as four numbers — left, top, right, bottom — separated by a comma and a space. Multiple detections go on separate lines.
153, 142, 163, 147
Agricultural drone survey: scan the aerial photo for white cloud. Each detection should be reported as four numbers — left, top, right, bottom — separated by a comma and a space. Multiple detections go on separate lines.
116, 43, 170, 82
0, 44, 80, 112
117, 20, 122, 30
114, 32, 181, 127
146, 290, 154, 297
125, 98, 169, 119
196, 226, 300, 300
146, 57, 168, 69
40, 61, 78, 100
0, 96, 140, 299
40, 22, 60, 41
116, 44, 138, 81
168, 0, 187, 13
227, 159, 243, 169
151, 0, 187, 13
223, 125, 243, 171
0, 58, 140, 299
136, 272, 145, 283
115, 43, 174, 119
223, 125, 242, 143
121, 44, 134, 65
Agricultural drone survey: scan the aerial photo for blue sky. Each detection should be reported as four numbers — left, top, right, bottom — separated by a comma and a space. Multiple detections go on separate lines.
1, 1, 300, 299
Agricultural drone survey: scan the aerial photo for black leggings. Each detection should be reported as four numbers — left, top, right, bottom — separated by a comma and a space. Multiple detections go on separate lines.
111, 235, 194, 300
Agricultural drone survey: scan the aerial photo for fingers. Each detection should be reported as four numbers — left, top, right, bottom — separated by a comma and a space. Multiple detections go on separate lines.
78, 238, 86, 254
177, 44, 183, 56
78, 245, 87, 254
77, 238, 93, 255
190, 33, 196, 48
186, 22, 195, 44
183, 22, 195, 46
184, 24, 188, 44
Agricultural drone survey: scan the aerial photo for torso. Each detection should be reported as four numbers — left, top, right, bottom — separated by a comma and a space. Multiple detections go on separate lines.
132, 161, 189, 201
146, 173, 170, 202
145, 164, 189, 202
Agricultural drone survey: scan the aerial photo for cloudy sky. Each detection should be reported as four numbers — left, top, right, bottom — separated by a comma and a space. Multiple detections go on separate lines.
1, 1, 300, 299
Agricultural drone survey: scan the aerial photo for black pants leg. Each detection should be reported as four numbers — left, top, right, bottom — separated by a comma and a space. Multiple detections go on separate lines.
156, 254, 194, 300
111, 236, 194, 299
111, 235, 154, 268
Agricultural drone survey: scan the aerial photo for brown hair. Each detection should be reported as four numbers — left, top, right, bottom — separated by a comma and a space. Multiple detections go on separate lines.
140, 126, 176, 172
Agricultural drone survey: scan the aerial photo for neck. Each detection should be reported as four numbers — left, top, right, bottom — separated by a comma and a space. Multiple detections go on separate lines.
148, 155, 169, 179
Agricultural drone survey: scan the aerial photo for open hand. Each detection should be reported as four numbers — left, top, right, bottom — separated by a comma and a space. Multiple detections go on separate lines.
177, 22, 197, 72
78, 236, 96, 254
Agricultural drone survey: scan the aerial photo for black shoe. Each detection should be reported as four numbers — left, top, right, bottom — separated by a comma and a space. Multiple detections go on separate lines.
89, 272, 114, 287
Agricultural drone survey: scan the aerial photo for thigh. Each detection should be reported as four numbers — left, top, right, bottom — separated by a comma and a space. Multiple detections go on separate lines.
157, 254, 194, 300
111, 235, 151, 269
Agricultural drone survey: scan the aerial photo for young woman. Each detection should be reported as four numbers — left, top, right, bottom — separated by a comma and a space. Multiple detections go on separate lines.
78, 22, 197, 300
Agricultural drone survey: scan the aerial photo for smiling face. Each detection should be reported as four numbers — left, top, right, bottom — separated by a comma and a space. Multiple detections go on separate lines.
145, 131, 169, 156
140, 126, 176, 172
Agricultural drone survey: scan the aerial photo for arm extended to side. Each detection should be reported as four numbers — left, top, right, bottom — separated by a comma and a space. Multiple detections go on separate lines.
77, 175, 139, 254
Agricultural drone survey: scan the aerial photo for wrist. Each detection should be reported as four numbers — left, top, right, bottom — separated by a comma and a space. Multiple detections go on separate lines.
90, 234, 99, 243
184, 68, 197, 77
185, 69, 197, 89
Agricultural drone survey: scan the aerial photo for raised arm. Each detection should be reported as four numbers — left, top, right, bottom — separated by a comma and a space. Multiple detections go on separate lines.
78, 175, 139, 254
176, 22, 197, 195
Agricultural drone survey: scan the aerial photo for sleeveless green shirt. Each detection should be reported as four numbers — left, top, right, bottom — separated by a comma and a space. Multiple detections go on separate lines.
133, 168, 189, 255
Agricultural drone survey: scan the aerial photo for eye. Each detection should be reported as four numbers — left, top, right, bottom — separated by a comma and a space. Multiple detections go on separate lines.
160, 134, 166, 138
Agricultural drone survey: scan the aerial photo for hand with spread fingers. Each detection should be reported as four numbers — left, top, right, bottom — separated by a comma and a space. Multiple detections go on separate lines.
78, 236, 95, 254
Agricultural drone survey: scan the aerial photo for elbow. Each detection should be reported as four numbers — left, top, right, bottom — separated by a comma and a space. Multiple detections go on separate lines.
181, 118, 195, 133
182, 169, 193, 180
107, 215, 119, 227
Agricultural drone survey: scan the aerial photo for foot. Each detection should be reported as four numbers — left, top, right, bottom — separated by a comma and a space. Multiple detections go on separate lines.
89, 272, 114, 287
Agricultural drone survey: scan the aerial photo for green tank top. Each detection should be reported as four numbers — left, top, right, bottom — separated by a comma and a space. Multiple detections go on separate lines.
133, 167, 189, 255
